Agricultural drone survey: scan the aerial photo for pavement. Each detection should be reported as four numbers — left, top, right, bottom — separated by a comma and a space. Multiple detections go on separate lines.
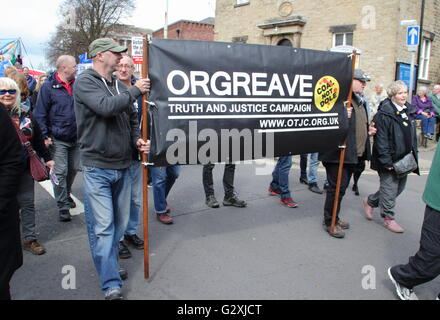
10, 144, 439, 301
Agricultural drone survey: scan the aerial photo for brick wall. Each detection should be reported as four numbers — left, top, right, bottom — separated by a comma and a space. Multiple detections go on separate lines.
153, 21, 214, 41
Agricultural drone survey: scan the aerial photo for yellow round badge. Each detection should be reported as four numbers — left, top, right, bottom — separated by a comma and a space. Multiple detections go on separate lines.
314, 76, 340, 112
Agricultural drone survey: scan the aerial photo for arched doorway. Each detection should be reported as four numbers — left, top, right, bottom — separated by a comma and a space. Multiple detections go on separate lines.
277, 38, 293, 47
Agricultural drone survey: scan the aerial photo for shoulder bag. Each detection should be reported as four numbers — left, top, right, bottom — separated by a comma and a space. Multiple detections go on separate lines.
393, 152, 418, 178
10, 117, 49, 182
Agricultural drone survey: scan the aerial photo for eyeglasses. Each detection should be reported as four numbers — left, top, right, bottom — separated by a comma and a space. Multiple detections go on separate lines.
0, 89, 17, 95
118, 64, 134, 70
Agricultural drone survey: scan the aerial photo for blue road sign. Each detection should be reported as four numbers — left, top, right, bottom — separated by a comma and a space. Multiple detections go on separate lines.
407, 26, 420, 46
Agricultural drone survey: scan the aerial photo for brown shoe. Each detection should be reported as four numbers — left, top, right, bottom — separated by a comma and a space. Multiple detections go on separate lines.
323, 223, 345, 238
363, 198, 374, 220
337, 220, 350, 230
157, 213, 173, 224
23, 240, 46, 255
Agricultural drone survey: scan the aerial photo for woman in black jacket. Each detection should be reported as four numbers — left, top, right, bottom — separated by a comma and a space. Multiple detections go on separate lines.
363, 80, 419, 233
0, 77, 54, 255
0, 102, 24, 300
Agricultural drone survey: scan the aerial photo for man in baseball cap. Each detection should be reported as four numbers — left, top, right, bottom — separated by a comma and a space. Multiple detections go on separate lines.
353, 68, 371, 82
88, 38, 128, 58
74, 37, 150, 300
320, 66, 375, 239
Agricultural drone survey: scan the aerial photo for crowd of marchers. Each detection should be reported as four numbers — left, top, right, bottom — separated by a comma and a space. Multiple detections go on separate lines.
0, 38, 439, 301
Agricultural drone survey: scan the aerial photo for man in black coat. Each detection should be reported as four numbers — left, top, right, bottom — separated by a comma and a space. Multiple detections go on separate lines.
0, 102, 25, 300
319, 69, 374, 238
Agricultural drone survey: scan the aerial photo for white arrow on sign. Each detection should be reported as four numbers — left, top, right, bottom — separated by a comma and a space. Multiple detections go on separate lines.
409, 28, 418, 45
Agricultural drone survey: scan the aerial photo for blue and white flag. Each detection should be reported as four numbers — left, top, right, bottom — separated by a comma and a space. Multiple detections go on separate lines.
0, 60, 13, 77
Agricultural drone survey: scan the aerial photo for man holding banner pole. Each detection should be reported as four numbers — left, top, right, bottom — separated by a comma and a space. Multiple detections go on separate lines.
320, 68, 375, 238
73, 38, 150, 300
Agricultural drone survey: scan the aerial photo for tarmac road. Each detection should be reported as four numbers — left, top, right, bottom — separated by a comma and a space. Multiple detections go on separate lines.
10, 148, 439, 300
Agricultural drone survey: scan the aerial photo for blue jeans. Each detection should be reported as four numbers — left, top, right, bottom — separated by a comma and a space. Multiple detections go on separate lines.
307, 153, 319, 184
269, 156, 292, 199
150, 165, 180, 214
121, 161, 141, 240
82, 166, 131, 292
416, 114, 435, 135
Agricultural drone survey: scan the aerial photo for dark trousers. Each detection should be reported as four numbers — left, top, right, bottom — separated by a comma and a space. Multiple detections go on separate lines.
436, 116, 440, 141
0, 284, 11, 300
300, 154, 308, 178
352, 158, 366, 186
203, 163, 235, 198
391, 205, 440, 289
323, 162, 356, 226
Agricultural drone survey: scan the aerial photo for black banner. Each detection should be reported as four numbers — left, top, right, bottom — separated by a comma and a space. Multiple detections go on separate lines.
148, 39, 352, 166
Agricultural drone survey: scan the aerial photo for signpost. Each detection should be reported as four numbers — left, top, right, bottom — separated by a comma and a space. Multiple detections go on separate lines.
406, 25, 420, 100
407, 26, 420, 47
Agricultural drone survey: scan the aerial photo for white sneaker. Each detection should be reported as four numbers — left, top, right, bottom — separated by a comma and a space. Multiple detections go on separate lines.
387, 268, 418, 300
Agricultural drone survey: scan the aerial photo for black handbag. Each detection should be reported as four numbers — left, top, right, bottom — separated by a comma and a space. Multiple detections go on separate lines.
393, 152, 418, 178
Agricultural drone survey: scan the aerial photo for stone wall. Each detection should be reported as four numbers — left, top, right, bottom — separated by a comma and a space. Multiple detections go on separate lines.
214, 0, 440, 98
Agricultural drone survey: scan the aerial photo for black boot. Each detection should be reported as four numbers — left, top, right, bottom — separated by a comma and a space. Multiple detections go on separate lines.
299, 176, 308, 185
352, 184, 359, 196
308, 183, 323, 194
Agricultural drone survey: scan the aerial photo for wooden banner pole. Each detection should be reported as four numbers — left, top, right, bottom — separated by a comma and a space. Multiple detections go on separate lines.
330, 50, 357, 234
141, 35, 150, 279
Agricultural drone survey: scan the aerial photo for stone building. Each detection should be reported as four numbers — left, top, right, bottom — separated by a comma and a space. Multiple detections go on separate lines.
109, 24, 152, 53
153, 18, 215, 41
214, 0, 440, 97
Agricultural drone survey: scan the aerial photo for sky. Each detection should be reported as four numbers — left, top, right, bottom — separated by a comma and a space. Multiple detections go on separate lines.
0, 0, 216, 70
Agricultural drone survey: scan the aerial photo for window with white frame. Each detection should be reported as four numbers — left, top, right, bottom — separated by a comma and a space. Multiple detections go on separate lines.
419, 38, 431, 80
236, 0, 250, 6
333, 32, 353, 47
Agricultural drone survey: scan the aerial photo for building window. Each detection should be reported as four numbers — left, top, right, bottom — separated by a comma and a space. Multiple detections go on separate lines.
235, 0, 250, 7
419, 38, 431, 80
232, 36, 248, 43
333, 32, 353, 47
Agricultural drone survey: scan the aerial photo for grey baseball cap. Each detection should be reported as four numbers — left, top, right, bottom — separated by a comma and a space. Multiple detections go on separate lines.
88, 38, 128, 58
353, 69, 371, 82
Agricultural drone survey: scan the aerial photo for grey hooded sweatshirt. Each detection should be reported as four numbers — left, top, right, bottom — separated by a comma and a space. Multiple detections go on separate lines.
73, 68, 141, 169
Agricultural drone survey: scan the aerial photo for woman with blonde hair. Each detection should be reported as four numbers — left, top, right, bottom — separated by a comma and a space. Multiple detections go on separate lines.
363, 80, 419, 233
3, 66, 18, 78
0, 77, 54, 255
0, 100, 24, 300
